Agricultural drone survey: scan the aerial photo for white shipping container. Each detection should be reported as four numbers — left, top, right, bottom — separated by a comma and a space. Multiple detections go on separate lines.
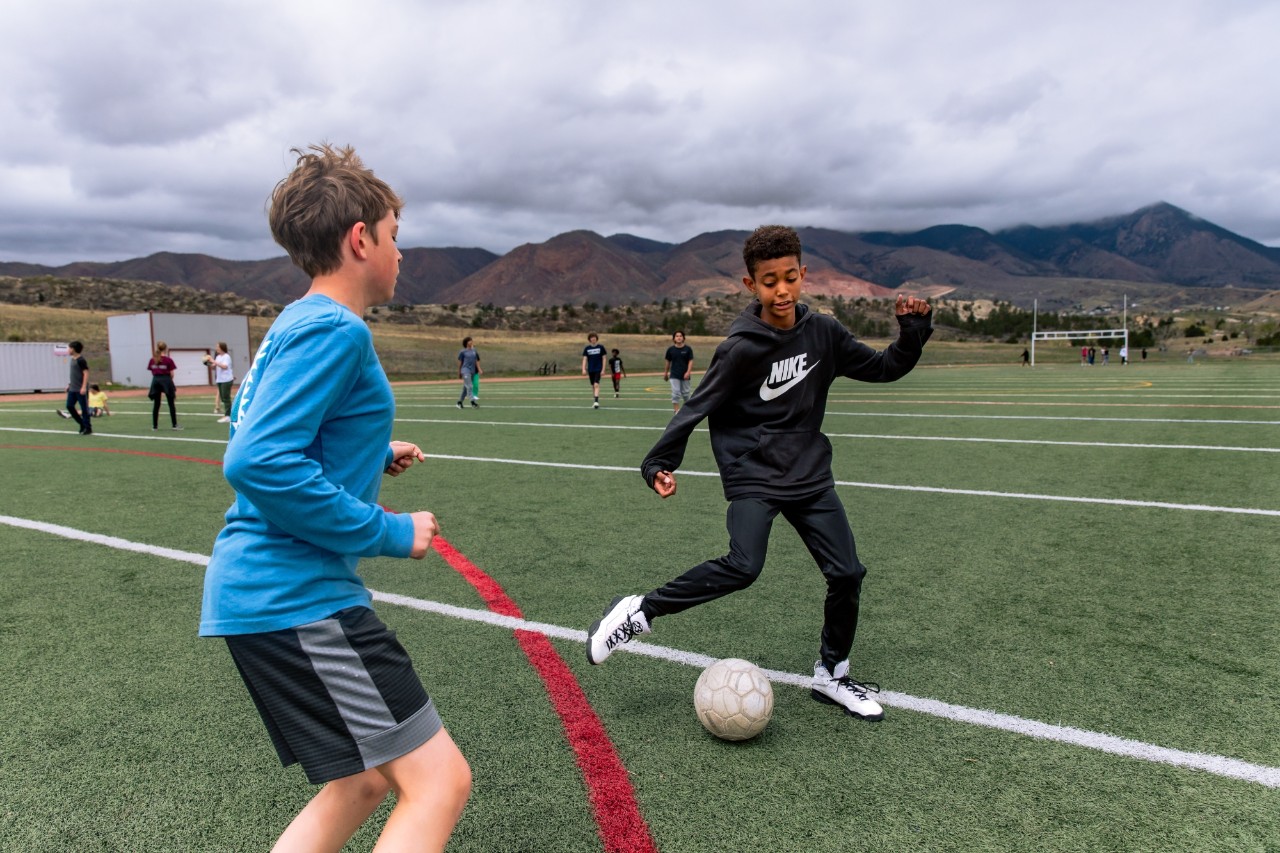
0, 342, 74, 394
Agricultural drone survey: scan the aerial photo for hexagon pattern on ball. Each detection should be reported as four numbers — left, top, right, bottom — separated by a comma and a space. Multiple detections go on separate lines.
693, 658, 774, 741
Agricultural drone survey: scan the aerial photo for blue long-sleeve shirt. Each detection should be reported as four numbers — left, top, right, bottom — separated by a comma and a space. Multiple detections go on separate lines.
199, 294, 415, 636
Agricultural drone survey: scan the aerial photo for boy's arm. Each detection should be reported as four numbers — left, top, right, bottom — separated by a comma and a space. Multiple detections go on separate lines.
223, 323, 415, 559
839, 297, 933, 383
683, 352, 693, 381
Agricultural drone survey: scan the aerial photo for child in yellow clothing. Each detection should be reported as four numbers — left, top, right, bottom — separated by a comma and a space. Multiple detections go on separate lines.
88, 384, 111, 417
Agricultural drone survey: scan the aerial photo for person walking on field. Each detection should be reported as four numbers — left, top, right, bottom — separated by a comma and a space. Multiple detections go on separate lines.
457, 336, 481, 409
586, 225, 934, 724
609, 348, 626, 397
199, 144, 470, 852
582, 332, 606, 409
664, 330, 694, 412
55, 340, 92, 435
147, 341, 182, 430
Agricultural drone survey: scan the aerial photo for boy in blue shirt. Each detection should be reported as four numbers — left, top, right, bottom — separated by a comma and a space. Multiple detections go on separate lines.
200, 144, 470, 851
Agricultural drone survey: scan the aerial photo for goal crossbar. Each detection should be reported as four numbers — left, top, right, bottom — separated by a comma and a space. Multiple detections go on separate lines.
1030, 328, 1128, 366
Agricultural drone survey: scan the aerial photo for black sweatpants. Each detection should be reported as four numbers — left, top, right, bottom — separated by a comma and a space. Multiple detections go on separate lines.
150, 376, 177, 428
643, 488, 866, 670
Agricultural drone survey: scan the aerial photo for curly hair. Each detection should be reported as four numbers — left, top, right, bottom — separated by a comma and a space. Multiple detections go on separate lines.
742, 225, 802, 278
268, 144, 403, 278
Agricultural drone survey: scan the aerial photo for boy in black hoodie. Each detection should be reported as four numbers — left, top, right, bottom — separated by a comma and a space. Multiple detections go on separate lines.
585, 225, 932, 721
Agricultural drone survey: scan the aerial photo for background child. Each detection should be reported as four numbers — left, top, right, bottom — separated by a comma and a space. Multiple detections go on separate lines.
457, 336, 481, 408
587, 225, 933, 725
582, 332, 606, 408
664, 330, 694, 412
88, 383, 110, 417
608, 348, 626, 398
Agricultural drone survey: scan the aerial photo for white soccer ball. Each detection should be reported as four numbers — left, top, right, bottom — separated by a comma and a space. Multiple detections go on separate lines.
693, 658, 774, 741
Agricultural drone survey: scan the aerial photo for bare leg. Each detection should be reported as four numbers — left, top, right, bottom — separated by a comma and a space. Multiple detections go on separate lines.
372, 728, 471, 853
272, 768, 390, 853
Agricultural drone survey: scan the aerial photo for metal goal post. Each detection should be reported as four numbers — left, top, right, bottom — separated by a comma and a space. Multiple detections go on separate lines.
1031, 328, 1128, 366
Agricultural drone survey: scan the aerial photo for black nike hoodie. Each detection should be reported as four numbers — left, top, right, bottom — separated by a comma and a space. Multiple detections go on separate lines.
641, 301, 933, 501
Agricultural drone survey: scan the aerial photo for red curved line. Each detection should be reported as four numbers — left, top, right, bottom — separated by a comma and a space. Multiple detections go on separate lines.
432, 536, 657, 853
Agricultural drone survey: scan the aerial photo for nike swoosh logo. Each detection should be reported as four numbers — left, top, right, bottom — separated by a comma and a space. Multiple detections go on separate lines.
758, 359, 820, 401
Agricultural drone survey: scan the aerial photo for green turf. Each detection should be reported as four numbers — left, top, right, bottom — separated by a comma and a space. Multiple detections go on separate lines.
1, 358, 1277, 852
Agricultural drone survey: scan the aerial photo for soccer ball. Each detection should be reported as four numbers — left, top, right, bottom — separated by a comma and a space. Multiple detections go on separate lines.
693, 658, 773, 741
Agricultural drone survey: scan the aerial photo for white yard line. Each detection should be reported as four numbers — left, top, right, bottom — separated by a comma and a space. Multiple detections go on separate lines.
2, 514, 1276, 790
1, 425, 1275, 511
423, 453, 1280, 517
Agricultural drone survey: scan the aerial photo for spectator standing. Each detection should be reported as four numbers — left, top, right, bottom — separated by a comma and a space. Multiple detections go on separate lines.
148, 341, 182, 430
212, 342, 234, 423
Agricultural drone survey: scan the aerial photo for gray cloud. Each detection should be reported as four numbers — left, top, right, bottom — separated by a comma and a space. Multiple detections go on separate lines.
3, 0, 1280, 266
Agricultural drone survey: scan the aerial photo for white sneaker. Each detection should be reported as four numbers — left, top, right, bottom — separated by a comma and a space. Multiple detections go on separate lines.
217, 416, 231, 423
811, 660, 884, 721
593, 401, 600, 409
586, 595, 650, 664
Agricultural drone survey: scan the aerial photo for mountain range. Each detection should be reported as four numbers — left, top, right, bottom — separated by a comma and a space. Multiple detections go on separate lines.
4, 203, 1279, 312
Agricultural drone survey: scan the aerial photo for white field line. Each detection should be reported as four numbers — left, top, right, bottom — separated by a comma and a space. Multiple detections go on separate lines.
1, 425, 1276, 513
1, 514, 1275, 790
823, 411, 1280, 426
424, 453, 1280, 517
824, 433, 1280, 453
398, 418, 1277, 453
0, 426, 228, 445
7, 404, 1280, 426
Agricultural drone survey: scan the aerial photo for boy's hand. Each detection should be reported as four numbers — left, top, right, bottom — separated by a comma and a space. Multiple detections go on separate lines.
386, 441, 427, 477
408, 511, 439, 559
652, 471, 677, 499
895, 294, 931, 315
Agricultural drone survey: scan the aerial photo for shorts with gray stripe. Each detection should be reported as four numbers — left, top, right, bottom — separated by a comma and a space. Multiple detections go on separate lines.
225, 606, 442, 784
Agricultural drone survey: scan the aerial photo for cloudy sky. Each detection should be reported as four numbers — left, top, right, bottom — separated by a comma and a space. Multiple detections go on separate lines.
3, 0, 1278, 266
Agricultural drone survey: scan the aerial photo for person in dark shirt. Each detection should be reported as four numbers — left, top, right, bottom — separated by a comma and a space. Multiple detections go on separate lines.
582, 333, 606, 409
608, 348, 626, 398
586, 225, 933, 724
664, 331, 694, 412
147, 341, 182, 430
56, 340, 91, 435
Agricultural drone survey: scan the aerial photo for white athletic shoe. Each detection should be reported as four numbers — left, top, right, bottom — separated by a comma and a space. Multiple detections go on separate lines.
593, 401, 600, 409
56, 410, 71, 419
217, 416, 231, 423
586, 595, 650, 664
811, 660, 884, 721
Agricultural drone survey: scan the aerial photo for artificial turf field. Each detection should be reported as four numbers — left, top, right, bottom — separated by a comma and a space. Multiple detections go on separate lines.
1, 357, 1277, 852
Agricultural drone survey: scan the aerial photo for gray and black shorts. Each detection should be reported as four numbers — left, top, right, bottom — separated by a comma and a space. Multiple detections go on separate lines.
225, 606, 442, 784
